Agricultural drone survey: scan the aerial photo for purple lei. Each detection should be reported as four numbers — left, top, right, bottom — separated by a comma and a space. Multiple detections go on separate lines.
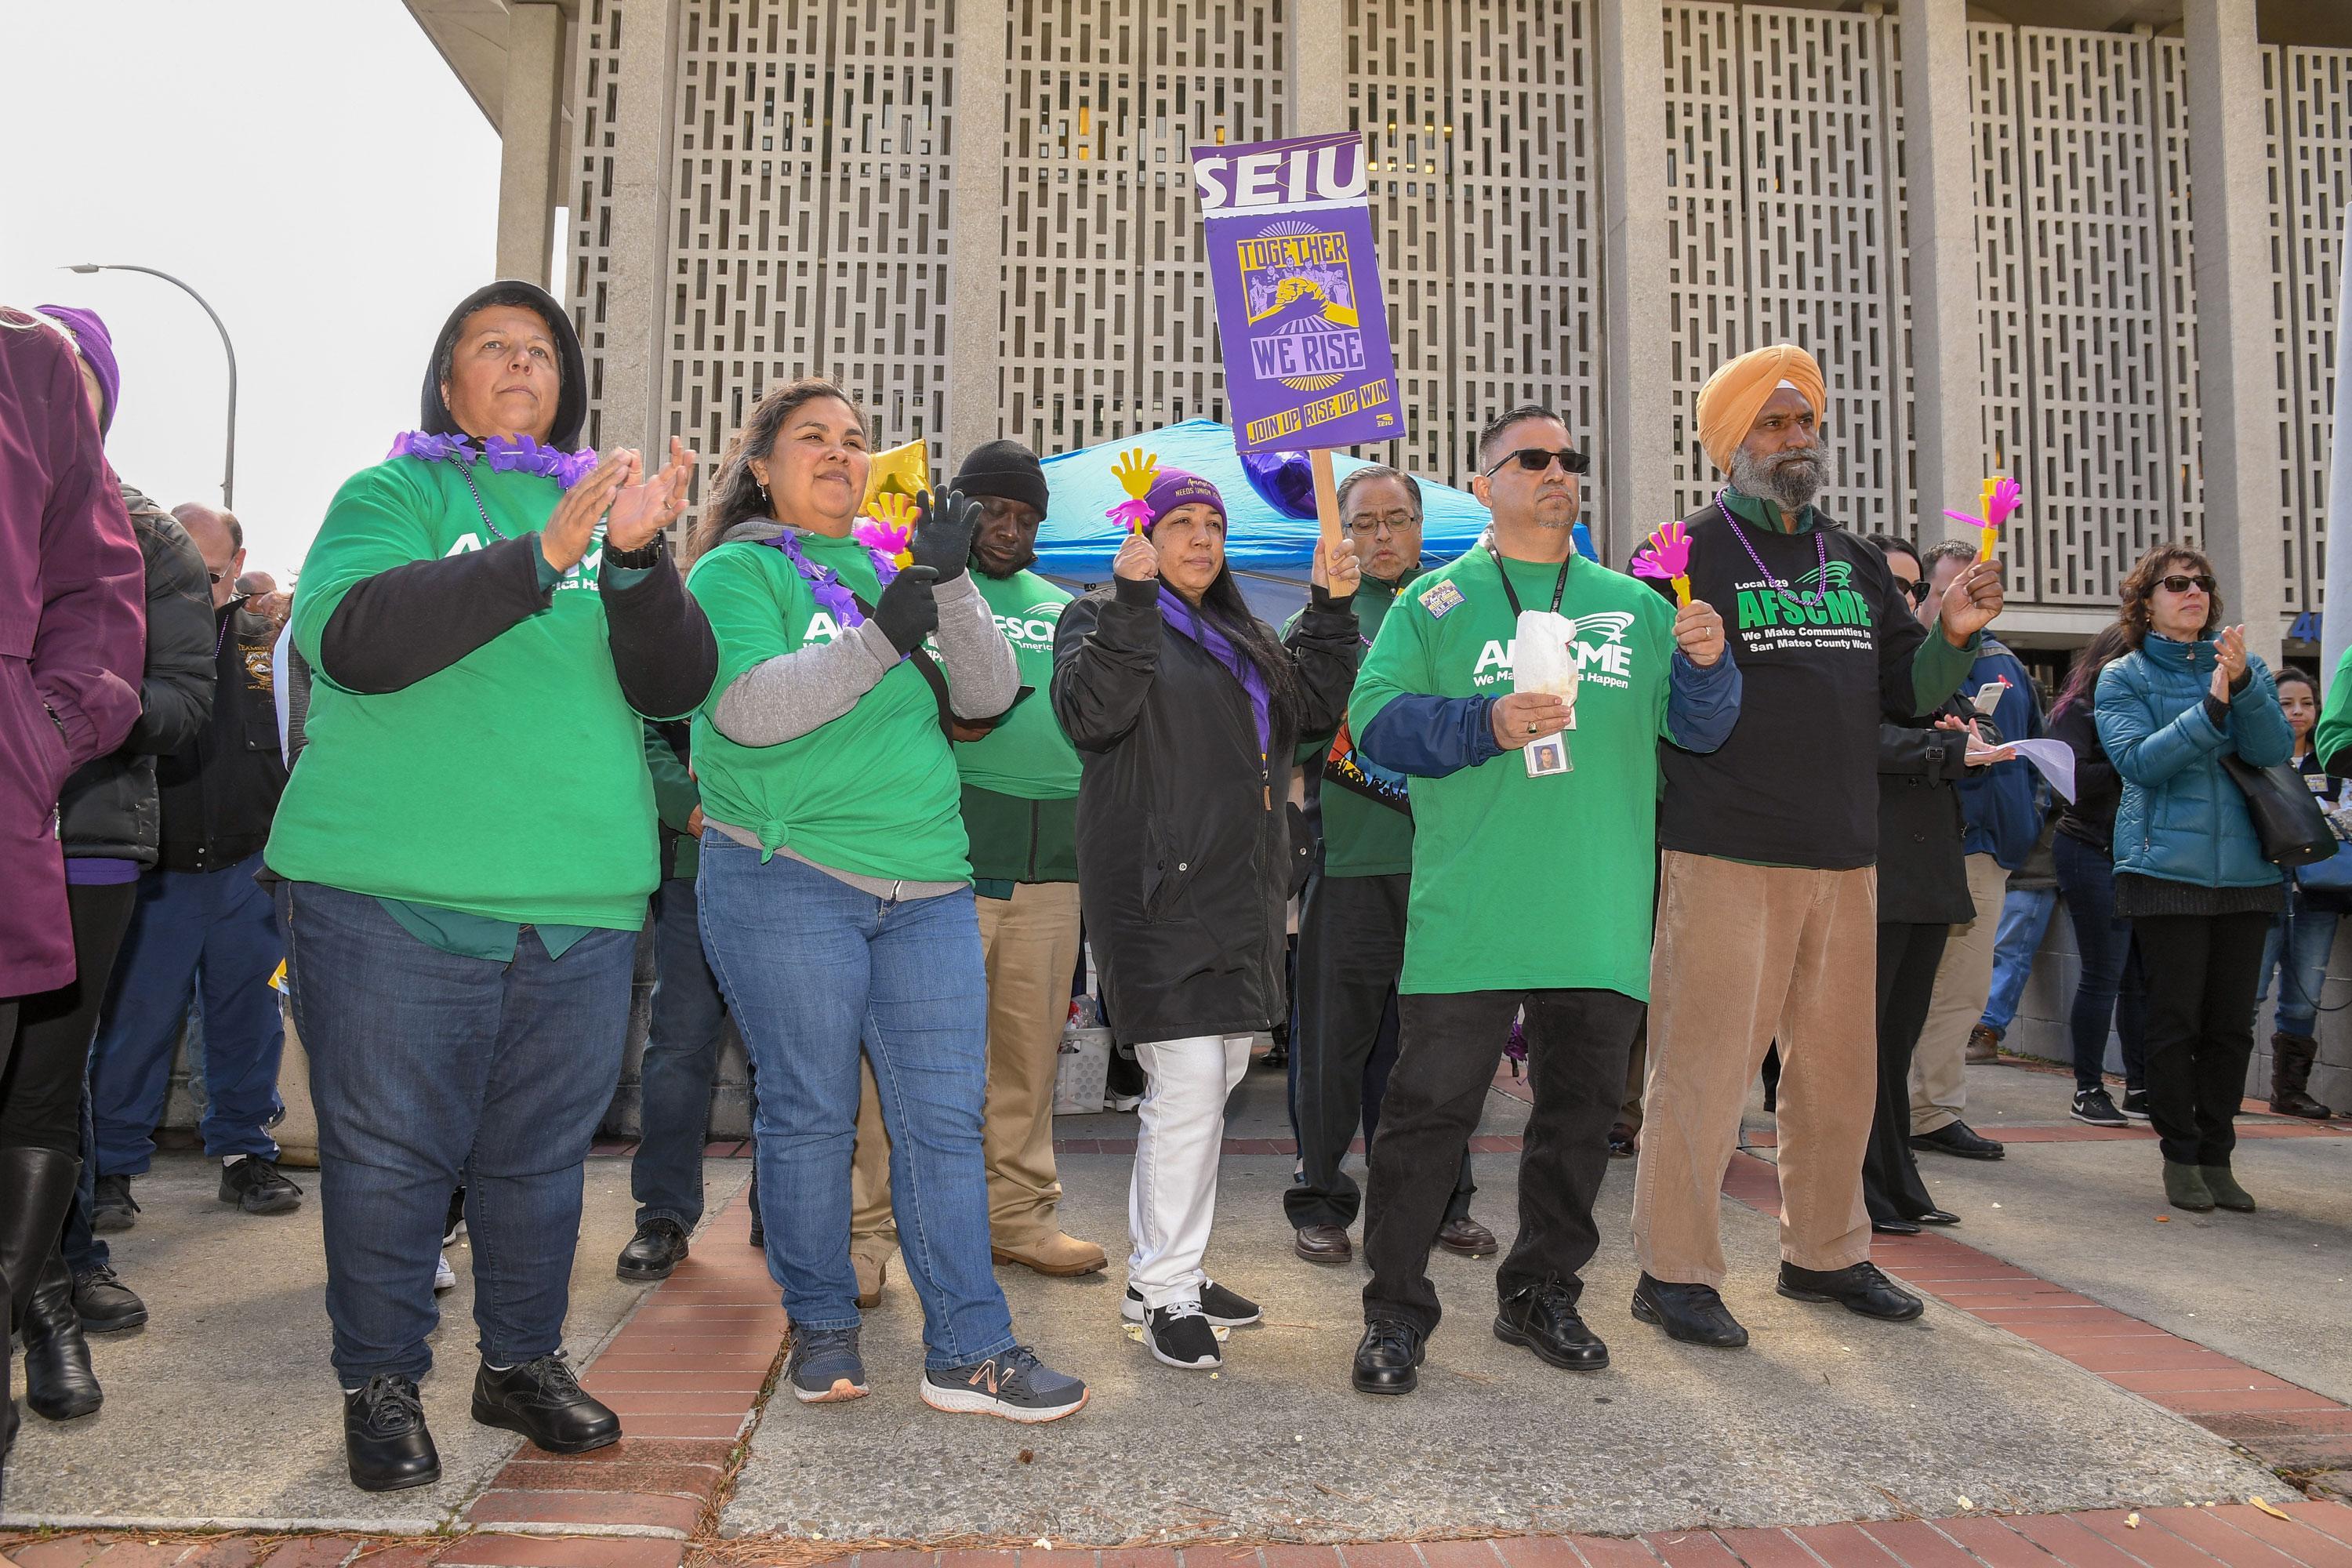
767, 529, 900, 631
387, 430, 598, 490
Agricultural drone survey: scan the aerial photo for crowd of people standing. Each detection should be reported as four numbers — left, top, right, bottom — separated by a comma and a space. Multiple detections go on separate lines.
1, 282, 2339, 1503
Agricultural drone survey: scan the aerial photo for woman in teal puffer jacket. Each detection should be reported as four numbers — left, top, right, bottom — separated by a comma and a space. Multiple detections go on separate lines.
2095, 546, 2292, 1216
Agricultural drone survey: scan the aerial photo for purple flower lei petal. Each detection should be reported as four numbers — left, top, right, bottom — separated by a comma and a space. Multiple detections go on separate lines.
388, 430, 599, 490
769, 530, 869, 630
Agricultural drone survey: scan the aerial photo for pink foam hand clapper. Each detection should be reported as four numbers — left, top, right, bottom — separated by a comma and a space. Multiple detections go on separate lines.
1105, 447, 1160, 534
854, 491, 918, 566
1944, 476, 2023, 564
1631, 521, 1693, 606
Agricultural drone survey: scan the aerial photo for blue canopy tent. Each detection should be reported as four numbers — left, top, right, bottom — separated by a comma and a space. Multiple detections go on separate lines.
1033, 420, 1498, 620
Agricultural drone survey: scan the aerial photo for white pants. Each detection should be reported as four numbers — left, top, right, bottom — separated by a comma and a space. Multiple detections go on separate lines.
1127, 1033, 1253, 1310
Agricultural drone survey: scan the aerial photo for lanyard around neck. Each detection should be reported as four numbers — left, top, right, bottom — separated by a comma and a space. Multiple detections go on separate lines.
1482, 534, 1572, 619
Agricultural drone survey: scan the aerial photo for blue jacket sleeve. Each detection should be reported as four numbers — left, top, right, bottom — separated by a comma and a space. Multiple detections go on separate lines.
2229, 656, 2294, 768
1664, 648, 1740, 753
1359, 694, 1504, 779
2097, 660, 2228, 789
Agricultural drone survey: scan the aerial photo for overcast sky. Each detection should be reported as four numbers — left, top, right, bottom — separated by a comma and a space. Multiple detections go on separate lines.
4, 2, 503, 577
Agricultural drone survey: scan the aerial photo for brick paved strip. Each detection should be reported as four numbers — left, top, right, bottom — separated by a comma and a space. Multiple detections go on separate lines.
430, 1535, 684, 1566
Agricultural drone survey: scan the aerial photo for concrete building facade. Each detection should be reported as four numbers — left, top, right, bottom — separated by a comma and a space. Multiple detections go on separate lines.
408, 0, 2352, 653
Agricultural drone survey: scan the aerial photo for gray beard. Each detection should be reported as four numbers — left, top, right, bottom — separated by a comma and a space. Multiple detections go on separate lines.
1729, 442, 1837, 514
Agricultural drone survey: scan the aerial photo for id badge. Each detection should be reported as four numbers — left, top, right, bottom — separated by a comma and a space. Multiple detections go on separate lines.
1525, 732, 1573, 778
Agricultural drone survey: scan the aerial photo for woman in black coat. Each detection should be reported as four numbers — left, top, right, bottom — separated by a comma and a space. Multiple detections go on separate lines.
1866, 537, 2011, 1233
1051, 466, 1359, 1373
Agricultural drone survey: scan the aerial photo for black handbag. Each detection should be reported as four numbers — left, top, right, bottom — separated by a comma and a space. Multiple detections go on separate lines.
2218, 754, 2337, 869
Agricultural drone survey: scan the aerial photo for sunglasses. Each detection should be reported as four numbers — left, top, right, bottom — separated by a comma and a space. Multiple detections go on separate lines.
1896, 578, 1932, 605
2158, 574, 2216, 595
1482, 446, 1592, 479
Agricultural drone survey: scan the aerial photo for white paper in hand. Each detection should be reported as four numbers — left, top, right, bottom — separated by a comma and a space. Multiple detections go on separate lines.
2007, 737, 2078, 803
1513, 609, 1581, 719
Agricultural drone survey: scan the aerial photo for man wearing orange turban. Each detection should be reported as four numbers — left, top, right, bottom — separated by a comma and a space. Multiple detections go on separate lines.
1627, 343, 2009, 1349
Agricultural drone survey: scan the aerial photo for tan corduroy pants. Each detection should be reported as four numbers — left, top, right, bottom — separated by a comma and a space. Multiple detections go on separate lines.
1911, 851, 2007, 1134
851, 880, 1084, 1260
1632, 851, 1878, 1286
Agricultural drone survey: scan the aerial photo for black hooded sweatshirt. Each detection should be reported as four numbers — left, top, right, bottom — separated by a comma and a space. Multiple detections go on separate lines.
313, 281, 715, 719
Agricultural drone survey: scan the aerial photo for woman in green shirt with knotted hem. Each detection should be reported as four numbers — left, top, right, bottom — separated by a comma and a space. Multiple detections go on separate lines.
264, 281, 717, 1494
684, 379, 1087, 1426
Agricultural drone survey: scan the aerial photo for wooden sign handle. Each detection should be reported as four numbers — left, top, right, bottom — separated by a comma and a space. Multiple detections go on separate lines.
1309, 448, 1341, 551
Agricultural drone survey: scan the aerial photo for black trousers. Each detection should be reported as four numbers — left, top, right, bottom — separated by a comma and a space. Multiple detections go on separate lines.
1284, 871, 1473, 1229
1866, 921, 1946, 1223
1362, 986, 1643, 1336
0, 882, 138, 1154
2133, 911, 2272, 1167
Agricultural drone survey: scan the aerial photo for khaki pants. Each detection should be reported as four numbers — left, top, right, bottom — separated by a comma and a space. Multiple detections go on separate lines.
852, 880, 1084, 1259
1911, 851, 2007, 1134
1632, 852, 1878, 1287
274, 994, 321, 1169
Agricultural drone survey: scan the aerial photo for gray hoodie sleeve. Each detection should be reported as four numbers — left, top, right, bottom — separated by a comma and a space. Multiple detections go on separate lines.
710, 619, 900, 746
932, 573, 1020, 719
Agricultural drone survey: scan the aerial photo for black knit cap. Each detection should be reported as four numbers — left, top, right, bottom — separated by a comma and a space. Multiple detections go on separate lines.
420, 280, 588, 449
950, 438, 1051, 515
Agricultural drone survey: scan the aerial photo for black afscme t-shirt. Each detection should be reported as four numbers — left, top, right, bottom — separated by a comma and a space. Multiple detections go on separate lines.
1646, 497, 1958, 870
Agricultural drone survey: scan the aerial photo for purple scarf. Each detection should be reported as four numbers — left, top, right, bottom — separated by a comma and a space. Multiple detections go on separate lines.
1160, 585, 1272, 760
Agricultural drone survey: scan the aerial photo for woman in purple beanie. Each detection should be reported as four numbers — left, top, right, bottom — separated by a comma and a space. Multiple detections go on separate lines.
1051, 462, 1361, 1372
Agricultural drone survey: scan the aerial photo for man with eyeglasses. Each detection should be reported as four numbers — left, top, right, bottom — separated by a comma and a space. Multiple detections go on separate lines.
1284, 464, 1495, 1268
87, 502, 303, 1236
1348, 406, 1740, 1393
1628, 343, 2005, 1350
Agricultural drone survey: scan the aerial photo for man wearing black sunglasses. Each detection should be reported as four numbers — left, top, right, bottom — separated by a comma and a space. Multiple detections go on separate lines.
1629, 343, 2005, 1352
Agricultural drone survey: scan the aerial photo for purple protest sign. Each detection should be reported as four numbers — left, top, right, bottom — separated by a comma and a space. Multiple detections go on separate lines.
1192, 132, 1405, 455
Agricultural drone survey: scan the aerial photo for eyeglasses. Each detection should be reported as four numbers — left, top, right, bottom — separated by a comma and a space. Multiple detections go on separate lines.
1481, 446, 1591, 479
1896, 578, 1931, 605
207, 568, 228, 584
1345, 515, 1418, 537
2158, 573, 2216, 595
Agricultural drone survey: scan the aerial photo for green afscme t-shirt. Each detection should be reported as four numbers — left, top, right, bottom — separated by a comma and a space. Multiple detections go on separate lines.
1352, 549, 1679, 1000
954, 569, 1081, 800
263, 458, 661, 930
686, 532, 971, 884
1291, 572, 1414, 879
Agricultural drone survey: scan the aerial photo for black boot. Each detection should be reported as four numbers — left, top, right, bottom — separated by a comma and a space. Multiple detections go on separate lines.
22, 1248, 101, 1420
2270, 1032, 2333, 1120
0, 1148, 82, 1330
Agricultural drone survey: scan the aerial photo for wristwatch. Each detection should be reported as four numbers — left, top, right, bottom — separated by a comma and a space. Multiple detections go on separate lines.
604, 535, 666, 570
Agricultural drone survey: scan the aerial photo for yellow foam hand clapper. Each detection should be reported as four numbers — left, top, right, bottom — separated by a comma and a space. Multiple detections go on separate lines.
854, 490, 919, 567
1108, 448, 1160, 532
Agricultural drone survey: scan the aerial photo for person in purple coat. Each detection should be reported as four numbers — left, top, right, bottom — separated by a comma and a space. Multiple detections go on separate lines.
0, 306, 144, 1478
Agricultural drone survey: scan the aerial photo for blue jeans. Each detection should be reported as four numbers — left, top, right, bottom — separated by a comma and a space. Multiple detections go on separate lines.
2053, 832, 2150, 1092
696, 835, 1014, 1371
279, 881, 637, 1385
1979, 887, 2060, 1035
87, 853, 285, 1172
2257, 892, 2339, 1036
630, 875, 739, 1230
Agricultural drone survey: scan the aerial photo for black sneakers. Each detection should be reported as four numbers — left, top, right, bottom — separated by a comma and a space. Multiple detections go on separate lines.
1631, 1272, 1749, 1348
1141, 1302, 1222, 1369
615, 1218, 690, 1281
2121, 1087, 2152, 1122
220, 1156, 304, 1215
1123, 1279, 1261, 1327
345, 1374, 439, 1492
72, 1263, 148, 1334
89, 1173, 139, 1233
2071, 1087, 2129, 1128
444, 1186, 467, 1247
471, 1352, 621, 1454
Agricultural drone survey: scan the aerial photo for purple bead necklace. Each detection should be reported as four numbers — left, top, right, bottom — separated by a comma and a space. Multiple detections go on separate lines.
1715, 492, 1828, 608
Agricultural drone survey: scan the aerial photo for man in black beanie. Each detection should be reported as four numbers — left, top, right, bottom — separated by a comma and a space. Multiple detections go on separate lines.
848, 439, 1108, 1279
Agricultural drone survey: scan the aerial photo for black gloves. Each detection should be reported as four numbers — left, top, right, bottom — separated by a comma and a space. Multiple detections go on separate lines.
871, 564, 941, 655
910, 489, 982, 583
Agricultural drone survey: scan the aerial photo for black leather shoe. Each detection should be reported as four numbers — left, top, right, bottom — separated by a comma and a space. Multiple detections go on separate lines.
220, 1155, 305, 1214
1436, 1216, 1499, 1258
1294, 1223, 1352, 1265
616, 1218, 690, 1281
23, 1250, 101, 1420
345, 1374, 440, 1492
472, 1352, 621, 1454
1494, 1278, 1609, 1370
1911, 1121, 2005, 1160
73, 1262, 149, 1333
1630, 1272, 1748, 1348
1352, 1318, 1425, 1395
1915, 1209, 1962, 1227
1871, 1216, 1922, 1236
1777, 1261, 1925, 1321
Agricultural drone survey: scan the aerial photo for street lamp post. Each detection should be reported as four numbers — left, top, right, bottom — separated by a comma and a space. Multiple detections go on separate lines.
66, 263, 238, 510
